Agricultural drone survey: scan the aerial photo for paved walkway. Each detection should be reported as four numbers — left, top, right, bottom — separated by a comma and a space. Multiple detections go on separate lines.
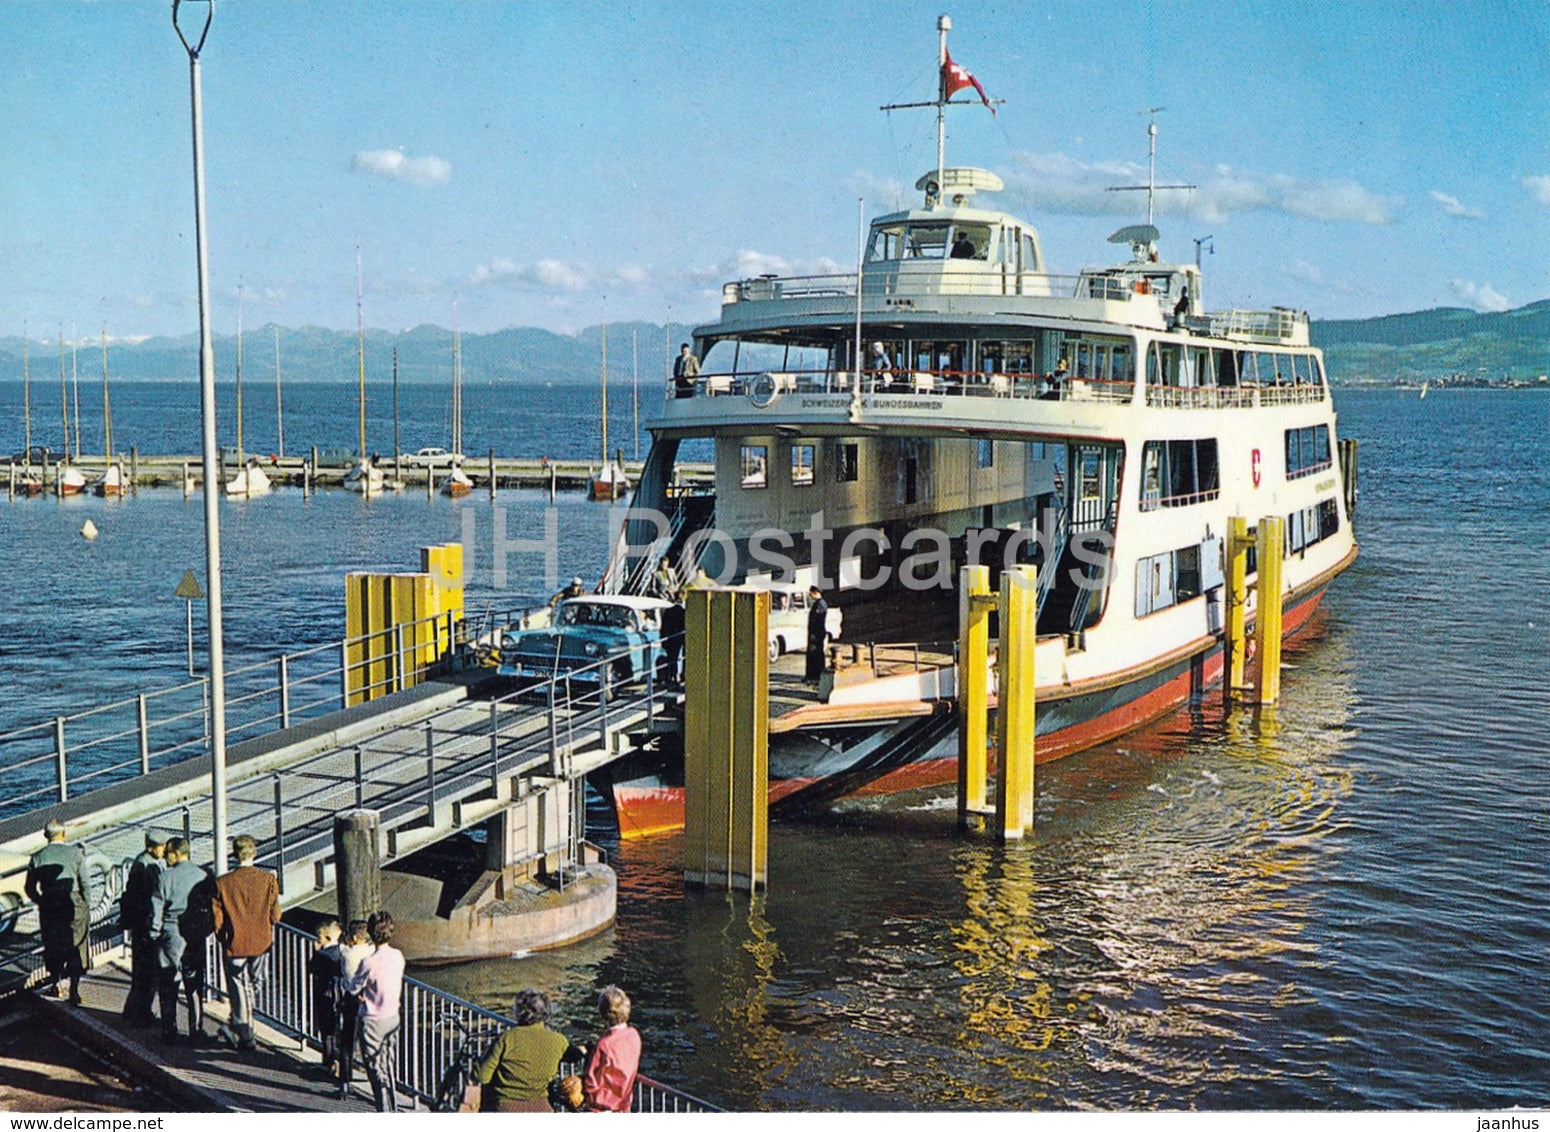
21, 950, 386, 1113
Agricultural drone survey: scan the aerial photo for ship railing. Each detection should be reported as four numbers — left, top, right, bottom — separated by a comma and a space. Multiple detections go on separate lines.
674, 368, 1136, 405
0, 610, 483, 819
1205, 307, 1308, 344
722, 268, 1089, 305
1144, 382, 1327, 409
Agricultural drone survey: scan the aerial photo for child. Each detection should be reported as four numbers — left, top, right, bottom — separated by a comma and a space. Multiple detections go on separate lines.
335, 919, 374, 1097
307, 920, 343, 1076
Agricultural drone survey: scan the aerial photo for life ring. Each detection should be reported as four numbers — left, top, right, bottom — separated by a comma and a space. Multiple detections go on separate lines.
1251, 448, 1262, 488
748, 373, 779, 408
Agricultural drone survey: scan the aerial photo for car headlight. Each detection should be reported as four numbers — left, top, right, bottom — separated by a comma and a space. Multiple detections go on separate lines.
501, 636, 517, 652
582, 641, 602, 657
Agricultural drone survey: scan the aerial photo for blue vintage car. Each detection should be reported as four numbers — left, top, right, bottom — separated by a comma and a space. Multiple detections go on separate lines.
498, 595, 674, 684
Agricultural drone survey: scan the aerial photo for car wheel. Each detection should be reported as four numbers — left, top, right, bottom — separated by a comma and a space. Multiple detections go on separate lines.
608, 659, 632, 688
768, 637, 782, 663
0, 892, 21, 938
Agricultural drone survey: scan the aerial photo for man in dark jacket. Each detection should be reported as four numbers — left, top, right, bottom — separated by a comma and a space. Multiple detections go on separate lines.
150, 837, 214, 1043
805, 586, 830, 684
24, 819, 96, 1004
119, 830, 166, 1026
212, 834, 281, 1051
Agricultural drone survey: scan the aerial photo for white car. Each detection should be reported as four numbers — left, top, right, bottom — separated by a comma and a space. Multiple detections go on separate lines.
404, 447, 463, 468
752, 582, 842, 662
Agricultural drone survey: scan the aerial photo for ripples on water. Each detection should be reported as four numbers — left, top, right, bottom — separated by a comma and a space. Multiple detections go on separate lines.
4, 388, 1549, 1109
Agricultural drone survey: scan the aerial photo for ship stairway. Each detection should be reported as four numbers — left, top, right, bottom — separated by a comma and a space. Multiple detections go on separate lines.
770, 708, 957, 818
615, 494, 717, 596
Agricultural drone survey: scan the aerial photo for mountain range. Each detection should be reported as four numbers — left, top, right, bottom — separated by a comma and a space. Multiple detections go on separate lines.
0, 303, 1545, 386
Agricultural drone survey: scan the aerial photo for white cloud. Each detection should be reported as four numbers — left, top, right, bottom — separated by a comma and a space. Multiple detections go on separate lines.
1288, 260, 1324, 286
1449, 279, 1511, 312
1429, 190, 1484, 219
1523, 175, 1550, 205
999, 152, 1398, 224
350, 149, 451, 188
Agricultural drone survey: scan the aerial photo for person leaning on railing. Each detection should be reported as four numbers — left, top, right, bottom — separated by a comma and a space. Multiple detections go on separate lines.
472, 988, 584, 1112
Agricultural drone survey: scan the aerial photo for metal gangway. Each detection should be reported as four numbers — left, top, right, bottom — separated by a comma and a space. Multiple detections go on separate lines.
0, 634, 681, 961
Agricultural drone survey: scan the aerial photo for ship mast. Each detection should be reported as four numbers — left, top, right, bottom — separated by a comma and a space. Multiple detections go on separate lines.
234, 283, 244, 468
21, 324, 30, 465
356, 244, 366, 460
100, 324, 112, 464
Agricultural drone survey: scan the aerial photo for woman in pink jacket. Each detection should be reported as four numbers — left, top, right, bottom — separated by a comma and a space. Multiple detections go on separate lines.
581, 985, 641, 1112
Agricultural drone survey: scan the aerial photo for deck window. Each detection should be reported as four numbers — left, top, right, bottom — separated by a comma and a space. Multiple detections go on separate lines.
977, 439, 995, 469
740, 445, 768, 489
1139, 439, 1221, 510
1289, 498, 1341, 553
835, 442, 859, 484
1285, 425, 1332, 479
791, 444, 815, 486
1135, 543, 1207, 617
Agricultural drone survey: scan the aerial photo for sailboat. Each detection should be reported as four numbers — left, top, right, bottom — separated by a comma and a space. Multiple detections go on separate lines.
440, 317, 473, 497
92, 327, 124, 497
1419, 380, 1430, 400
56, 331, 84, 497
590, 324, 630, 501
225, 292, 272, 497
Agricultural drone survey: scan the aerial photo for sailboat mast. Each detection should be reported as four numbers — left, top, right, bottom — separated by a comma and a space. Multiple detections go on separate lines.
600, 323, 609, 467
58, 331, 67, 463
235, 285, 244, 467
101, 325, 112, 462
22, 325, 30, 464
356, 244, 366, 459
71, 324, 81, 461
274, 325, 284, 458
452, 302, 462, 456
632, 328, 639, 461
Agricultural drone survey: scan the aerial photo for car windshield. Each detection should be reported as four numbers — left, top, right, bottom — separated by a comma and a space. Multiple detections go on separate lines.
556, 602, 638, 631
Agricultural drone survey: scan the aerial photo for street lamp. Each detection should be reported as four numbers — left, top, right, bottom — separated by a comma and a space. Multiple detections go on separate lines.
173, 0, 229, 875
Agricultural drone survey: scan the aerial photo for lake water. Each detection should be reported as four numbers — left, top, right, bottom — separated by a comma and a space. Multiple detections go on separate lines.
2, 386, 1548, 1110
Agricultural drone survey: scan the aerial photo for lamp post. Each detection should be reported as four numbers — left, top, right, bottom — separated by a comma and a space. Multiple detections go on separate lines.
173, 0, 228, 875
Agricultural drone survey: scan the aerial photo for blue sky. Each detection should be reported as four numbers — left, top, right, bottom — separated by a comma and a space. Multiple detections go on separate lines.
3, 0, 1547, 344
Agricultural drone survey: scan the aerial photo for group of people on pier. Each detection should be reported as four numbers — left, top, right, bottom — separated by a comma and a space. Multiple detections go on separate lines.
27, 821, 644, 1113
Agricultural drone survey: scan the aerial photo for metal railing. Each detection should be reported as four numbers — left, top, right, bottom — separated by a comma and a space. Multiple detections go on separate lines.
0, 610, 470, 817
671, 367, 1136, 406
204, 922, 718, 1111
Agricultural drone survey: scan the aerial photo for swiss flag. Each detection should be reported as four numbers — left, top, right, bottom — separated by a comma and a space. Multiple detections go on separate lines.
942, 51, 995, 114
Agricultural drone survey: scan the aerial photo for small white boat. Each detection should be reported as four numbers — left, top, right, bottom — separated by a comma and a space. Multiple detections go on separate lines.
440, 463, 474, 497
57, 464, 87, 497
225, 458, 273, 497
92, 463, 125, 498
344, 456, 385, 496
1419, 380, 1429, 400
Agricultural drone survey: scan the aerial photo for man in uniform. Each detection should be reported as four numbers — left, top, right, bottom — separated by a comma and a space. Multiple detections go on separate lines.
150, 837, 214, 1043
24, 819, 95, 1004
120, 829, 166, 1026
805, 585, 830, 685
672, 343, 700, 398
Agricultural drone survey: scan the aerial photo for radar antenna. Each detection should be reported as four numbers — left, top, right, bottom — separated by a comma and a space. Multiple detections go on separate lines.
1106, 107, 1195, 227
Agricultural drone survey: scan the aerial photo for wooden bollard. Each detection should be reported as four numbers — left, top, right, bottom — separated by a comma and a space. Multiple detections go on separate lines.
333, 809, 382, 927
130, 447, 138, 495
182, 461, 191, 499
1254, 515, 1286, 705
994, 564, 1037, 841
487, 449, 496, 500
957, 564, 992, 827
548, 462, 557, 504
1224, 516, 1250, 704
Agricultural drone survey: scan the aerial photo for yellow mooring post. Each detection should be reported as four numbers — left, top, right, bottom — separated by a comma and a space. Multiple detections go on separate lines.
683, 587, 769, 891
1224, 516, 1250, 705
957, 564, 993, 827
994, 564, 1038, 840
1254, 515, 1286, 705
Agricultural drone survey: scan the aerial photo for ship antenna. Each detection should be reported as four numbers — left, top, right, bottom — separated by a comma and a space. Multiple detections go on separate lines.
1106, 108, 1195, 229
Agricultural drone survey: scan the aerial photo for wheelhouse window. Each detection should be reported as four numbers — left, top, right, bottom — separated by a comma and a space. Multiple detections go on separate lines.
1285, 425, 1332, 479
949, 224, 990, 259
867, 225, 905, 262
835, 442, 859, 484
740, 445, 768, 489
1139, 439, 1221, 510
905, 223, 950, 259
791, 444, 815, 486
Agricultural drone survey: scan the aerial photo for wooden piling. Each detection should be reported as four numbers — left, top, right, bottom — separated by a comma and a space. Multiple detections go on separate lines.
994, 564, 1038, 840
957, 564, 992, 827
1224, 516, 1250, 704
1254, 515, 1286, 705
333, 809, 382, 926
683, 587, 769, 891
487, 449, 496, 500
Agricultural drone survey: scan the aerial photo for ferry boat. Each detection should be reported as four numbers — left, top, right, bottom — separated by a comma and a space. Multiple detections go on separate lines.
593, 18, 1358, 835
